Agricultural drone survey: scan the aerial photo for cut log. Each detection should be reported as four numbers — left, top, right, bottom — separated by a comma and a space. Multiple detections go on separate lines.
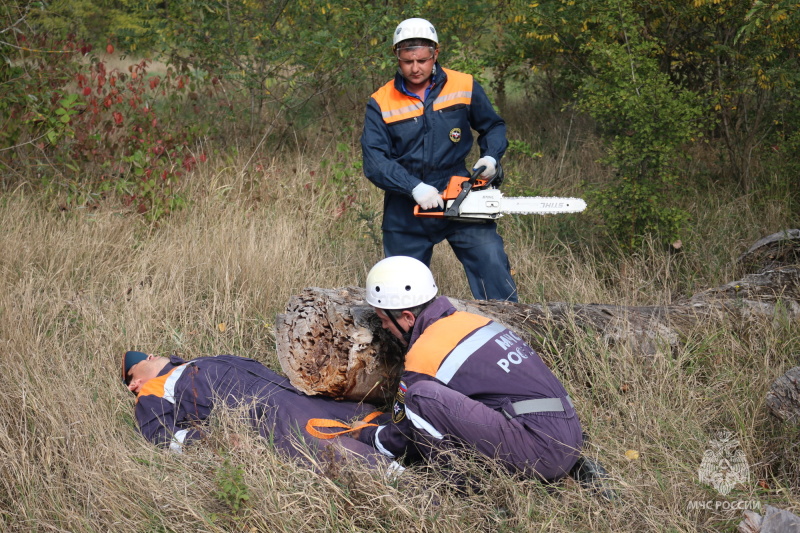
275, 231, 800, 403
275, 288, 405, 404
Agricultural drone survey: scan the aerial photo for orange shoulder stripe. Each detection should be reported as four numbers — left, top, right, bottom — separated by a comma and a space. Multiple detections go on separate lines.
404, 312, 491, 377
372, 80, 423, 124
432, 69, 473, 111
136, 365, 182, 404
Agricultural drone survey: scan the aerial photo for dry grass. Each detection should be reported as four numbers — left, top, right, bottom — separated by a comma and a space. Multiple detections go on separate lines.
1, 105, 798, 532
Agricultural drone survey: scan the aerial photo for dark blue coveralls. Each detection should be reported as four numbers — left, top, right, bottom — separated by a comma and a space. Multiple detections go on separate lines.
361, 64, 518, 302
134, 355, 391, 470
356, 297, 582, 481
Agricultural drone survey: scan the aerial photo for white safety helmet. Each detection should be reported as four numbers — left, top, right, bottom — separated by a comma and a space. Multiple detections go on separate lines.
392, 18, 438, 51
366, 256, 438, 310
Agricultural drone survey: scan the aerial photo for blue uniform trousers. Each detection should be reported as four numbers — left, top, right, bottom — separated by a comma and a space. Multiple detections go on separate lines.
384, 220, 517, 302
402, 381, 582, 481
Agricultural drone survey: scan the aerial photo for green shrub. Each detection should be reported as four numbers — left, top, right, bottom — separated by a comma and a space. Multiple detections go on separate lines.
576, 38, 702, 250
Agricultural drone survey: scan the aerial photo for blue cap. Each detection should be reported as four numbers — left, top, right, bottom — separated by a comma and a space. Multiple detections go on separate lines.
122, 351, 148, 384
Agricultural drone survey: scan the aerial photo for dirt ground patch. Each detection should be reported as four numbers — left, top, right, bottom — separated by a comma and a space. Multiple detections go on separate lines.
84, 51, 170, 75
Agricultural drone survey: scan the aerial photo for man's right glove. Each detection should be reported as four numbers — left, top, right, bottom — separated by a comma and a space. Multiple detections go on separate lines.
472, 156, 497, 178
412, 182, 444, 210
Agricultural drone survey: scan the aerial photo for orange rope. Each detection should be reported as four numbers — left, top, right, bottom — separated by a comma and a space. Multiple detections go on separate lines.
306, 411, 382, 440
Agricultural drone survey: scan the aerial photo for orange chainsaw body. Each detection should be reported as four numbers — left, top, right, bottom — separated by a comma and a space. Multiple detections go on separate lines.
413, 175, 490, 218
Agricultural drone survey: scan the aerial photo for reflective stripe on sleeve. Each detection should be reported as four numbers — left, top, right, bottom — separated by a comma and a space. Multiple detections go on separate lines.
406, 406, 444, 440
373, 426, 396, 458
386, 461, 406, 481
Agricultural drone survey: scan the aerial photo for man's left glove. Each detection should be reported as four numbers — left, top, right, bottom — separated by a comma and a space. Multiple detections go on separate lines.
472, 156, 497, 178
412, 182, 444, 210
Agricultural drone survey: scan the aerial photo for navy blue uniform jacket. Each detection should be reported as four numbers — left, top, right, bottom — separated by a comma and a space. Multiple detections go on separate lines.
135, 355, 382, 461
361, 65, 508, 234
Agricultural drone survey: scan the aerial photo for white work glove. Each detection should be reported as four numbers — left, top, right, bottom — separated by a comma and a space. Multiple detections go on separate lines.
472, 156, 497, 178
412, 182, 444, 210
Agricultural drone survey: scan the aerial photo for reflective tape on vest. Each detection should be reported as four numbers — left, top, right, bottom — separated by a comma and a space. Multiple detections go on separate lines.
404, 312, 492, 378
380, 99, 424, 123
432, 69, 472, 110
136, 363, 191, 404
371, 68, 474, 125
436, 321, 506, 384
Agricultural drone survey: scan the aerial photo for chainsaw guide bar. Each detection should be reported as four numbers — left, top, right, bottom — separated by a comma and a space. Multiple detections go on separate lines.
452, 188, 587, 219
413, 174, 587, 221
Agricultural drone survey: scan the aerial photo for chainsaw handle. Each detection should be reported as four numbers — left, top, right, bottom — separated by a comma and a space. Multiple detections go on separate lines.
482, 163, 504, 189
468, 166, 486, 185
444, 166, 485, 217
413, 204, 444, 218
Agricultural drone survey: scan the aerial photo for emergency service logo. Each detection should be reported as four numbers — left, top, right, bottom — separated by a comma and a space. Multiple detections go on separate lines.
686, 430, 760, 512
698, 431, 749, 495
449, 128, 462, 143
392, 381, 407, 423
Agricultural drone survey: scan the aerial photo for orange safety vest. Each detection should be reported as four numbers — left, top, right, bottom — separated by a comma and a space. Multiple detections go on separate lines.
403, 312, 494, 379
371, 68, 474, 125
136, 364, 189, 404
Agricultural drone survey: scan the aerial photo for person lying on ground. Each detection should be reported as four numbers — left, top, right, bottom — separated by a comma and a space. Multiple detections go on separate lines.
121, 351, 398, 474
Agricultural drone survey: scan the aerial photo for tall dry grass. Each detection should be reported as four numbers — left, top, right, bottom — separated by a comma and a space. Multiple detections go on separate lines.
0, 101, 798, 532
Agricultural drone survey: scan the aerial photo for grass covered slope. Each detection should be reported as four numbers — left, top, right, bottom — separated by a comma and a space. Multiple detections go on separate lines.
1, 125, 798, 532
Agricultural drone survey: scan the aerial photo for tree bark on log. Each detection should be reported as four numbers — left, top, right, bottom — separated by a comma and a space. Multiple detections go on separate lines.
766, 367, 800, 424
275, 230, 800, 404
736, 229, 800, 277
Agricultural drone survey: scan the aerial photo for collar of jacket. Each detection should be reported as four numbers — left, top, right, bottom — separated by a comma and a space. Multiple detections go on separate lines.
158, 354, 188, 376
408, 295, 456, 347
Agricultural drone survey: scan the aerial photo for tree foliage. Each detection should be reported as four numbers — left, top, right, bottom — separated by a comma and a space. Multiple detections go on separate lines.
139, 0, 500, 135
576, 39, 701, 249
0, 2, 213, 217
1, 0, 797, 235
487, 0, 798, 247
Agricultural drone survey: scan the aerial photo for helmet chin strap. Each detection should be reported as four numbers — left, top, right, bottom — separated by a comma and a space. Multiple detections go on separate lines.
386, 311, 413, 346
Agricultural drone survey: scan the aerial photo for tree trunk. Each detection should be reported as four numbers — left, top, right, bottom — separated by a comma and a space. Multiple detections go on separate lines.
275, 230, 800, 404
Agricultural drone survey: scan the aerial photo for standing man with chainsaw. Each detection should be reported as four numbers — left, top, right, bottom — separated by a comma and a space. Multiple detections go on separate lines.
351, 256, 583, 481
361, 18, 518, 302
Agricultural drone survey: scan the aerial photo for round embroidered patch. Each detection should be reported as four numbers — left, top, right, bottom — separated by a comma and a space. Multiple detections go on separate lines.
449, 128, 462, 143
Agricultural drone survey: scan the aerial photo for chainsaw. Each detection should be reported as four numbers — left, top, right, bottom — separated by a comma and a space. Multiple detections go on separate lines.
413, 165, 586, 222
